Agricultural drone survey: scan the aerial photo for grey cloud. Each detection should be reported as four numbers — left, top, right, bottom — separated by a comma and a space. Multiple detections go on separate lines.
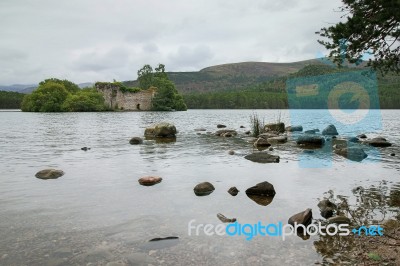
168, 45, 214, 70
0, 0, 344, 84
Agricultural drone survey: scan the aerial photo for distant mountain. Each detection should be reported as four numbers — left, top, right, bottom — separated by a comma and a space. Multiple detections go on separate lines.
124, 59, 333, 93
0, 84, 37, 93
0, 82, 94, 94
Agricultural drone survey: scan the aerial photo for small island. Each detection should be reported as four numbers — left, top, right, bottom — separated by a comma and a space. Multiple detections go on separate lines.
20, 64, 187, 112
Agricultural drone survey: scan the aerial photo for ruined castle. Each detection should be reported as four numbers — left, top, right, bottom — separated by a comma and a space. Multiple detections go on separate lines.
95, 82, 155, 111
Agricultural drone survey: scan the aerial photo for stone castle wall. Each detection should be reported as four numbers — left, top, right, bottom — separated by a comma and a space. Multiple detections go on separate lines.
96, 83, 155, 111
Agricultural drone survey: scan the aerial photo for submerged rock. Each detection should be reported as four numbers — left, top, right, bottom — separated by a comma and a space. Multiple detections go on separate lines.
35, 169, 64, 180
304, 129, 319, 134
357, 133, 367, 139
264, 122, 285, 133
244, 152, 280, 163
217, 124, 226, 128
286, 125, 303, 132
228, 186, 239, 196
129, 137, 143, 145
334, 147, 368, 162
246, 194, 275, 206
217, 213, 236, 223
296, 135, 325, 147
194, 128, 206, 131
138, 176, 162, 186
228, 150, 235, 155
288, 208, 313, 227
194, 182, 215, 196
81, 147, 91, 151
244, 130, 251, 135
365, 137, 392, 147
215, 129, 237, 137
322, 124, 339, 136
145, 122, 177, 138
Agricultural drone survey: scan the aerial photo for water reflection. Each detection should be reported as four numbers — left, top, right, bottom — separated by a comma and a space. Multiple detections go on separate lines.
314, 181, 400, 264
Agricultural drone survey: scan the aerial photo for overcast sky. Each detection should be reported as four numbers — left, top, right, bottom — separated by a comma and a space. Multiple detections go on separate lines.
0, 0, 343, 85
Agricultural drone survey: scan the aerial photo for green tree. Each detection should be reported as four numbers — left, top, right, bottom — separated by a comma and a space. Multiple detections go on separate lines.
136, 64, 187, 111
21, 81, 69, 112
137, 64, 154, 89
317, 0, 400, 73
62, 88, 107, 112
39, 78, 80, 94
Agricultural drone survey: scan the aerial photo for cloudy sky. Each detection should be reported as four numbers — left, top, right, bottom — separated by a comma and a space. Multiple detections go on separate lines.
0, 0, 343, 85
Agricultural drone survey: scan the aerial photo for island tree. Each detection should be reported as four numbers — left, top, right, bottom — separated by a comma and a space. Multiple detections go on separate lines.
137, 64, 187, 111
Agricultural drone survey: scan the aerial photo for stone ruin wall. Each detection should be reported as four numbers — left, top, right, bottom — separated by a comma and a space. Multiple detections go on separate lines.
96, 83, 155, 111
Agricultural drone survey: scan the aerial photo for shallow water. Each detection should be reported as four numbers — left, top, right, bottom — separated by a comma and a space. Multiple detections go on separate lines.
0, 109, 399, 265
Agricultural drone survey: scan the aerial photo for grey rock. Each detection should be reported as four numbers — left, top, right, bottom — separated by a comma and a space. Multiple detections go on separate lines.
357, 134, 367, 139
322, 124, 339, 135
285, 125, 303, 132
217, 213, 236, 223
304, 129, 319, 134
194, 182, 215, 196
296, 135, 325, 147
35, 169, 64, 180
334, 147, 368, 162
215, 129, 237, 137
217, 124, 226, 128
244, 152, 280, 163
145, 122, 177, 138
365, 137, 392, 147
288, 208, 312, 226
129, 137, 143, 145
228, 186, 239, 196
253, 137, 271, 147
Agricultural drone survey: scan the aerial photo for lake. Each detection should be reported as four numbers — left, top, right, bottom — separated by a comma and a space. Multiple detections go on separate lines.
0, 109, 399, 265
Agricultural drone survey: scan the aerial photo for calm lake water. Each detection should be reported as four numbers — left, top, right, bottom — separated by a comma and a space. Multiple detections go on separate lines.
0, 109, 399, 265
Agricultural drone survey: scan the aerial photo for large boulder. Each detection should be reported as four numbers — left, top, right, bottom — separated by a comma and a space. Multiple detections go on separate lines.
285, 125, 303, 132
244, 152, 280, 163
264, 122, 285, 133
145, 122, 176, 138
35, 169, 64, 180
296, 135, 325, 147
245, 181, 276, 197
334, 147, 368, 162
365, 137, 392, 147
194, 182, 215, 196
138, 176, 162, 186
288, 208, 313, 227
322, 124, 339, 136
